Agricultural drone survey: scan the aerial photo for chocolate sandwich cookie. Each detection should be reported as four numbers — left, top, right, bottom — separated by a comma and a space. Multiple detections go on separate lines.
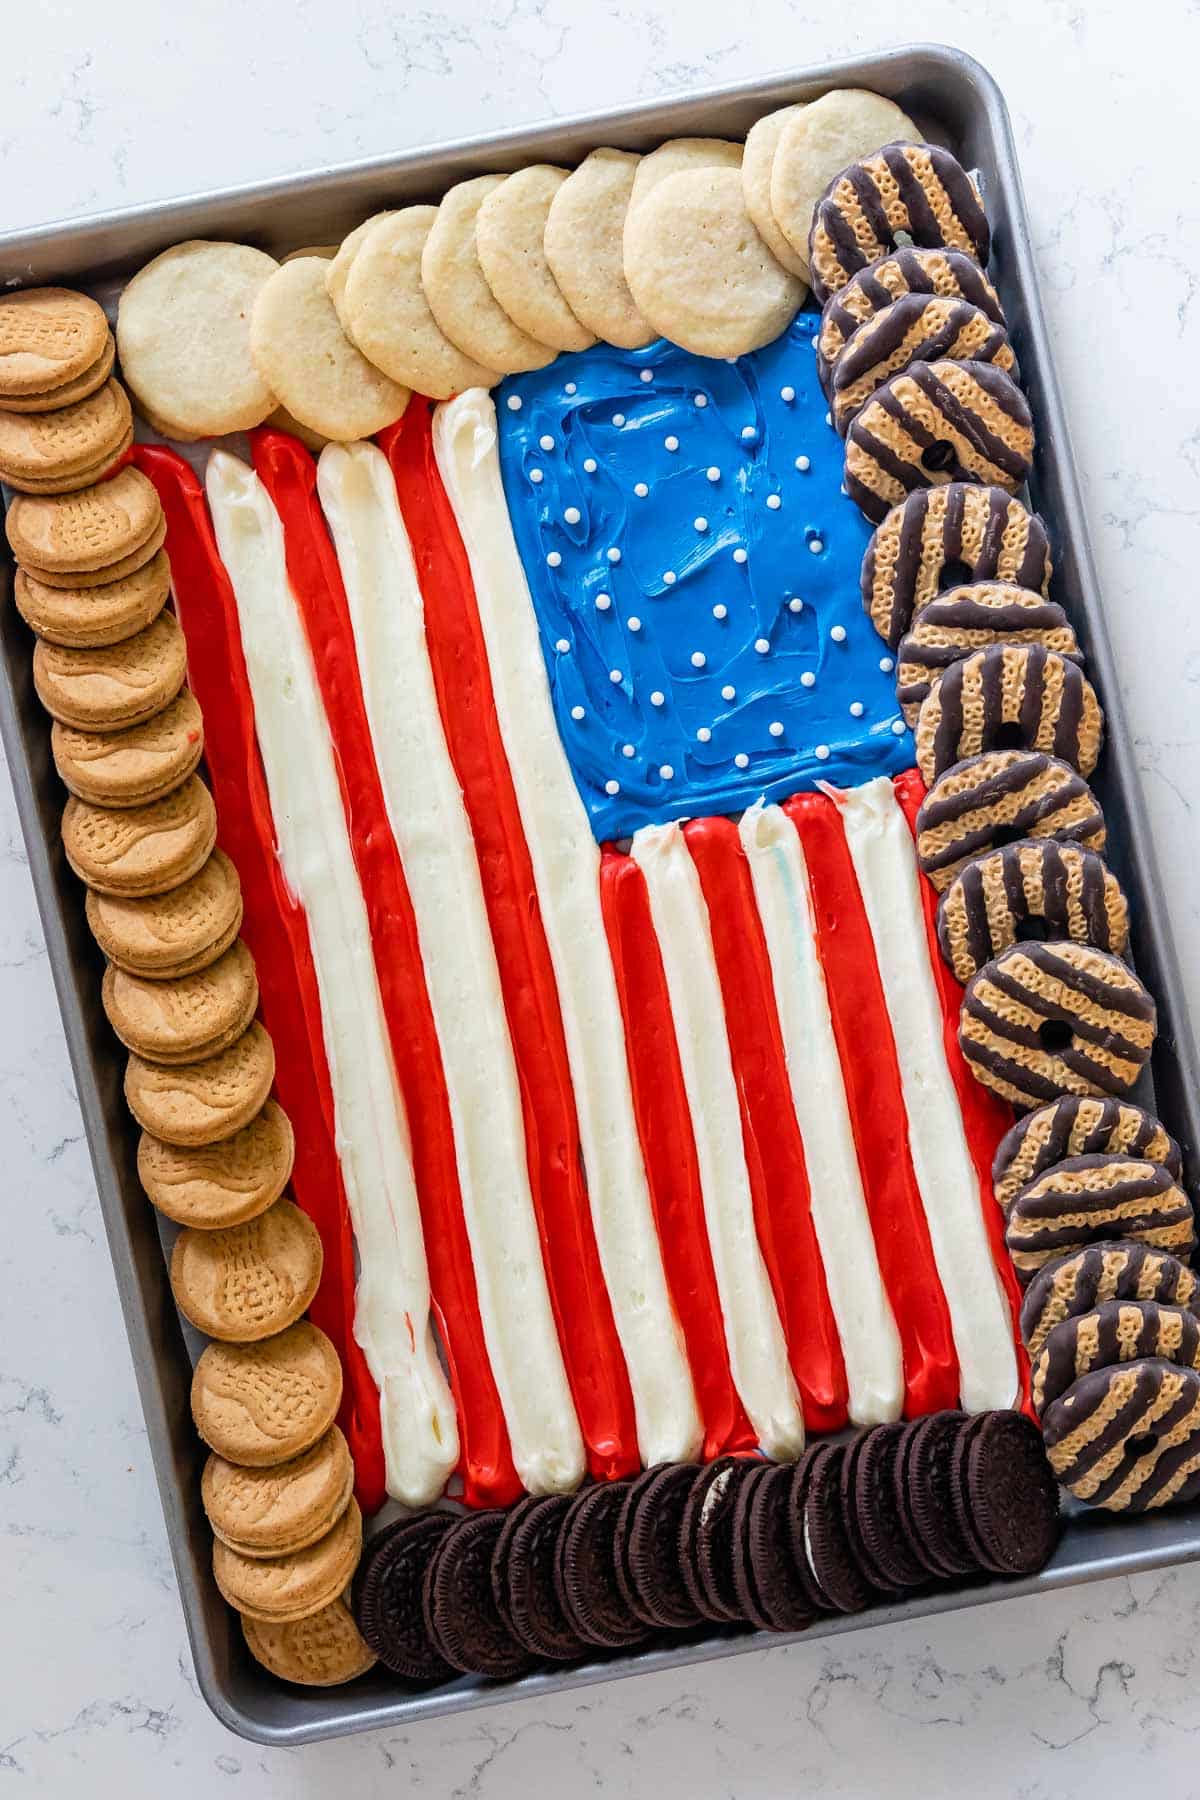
355, 1512, 457, 1682
1004, 1154, 1194, 1283
845, 360, 1034, 525
62, 776, 217, 898
679, 1455, 761, 1624
730, 1459, 817, 1633
862, 484, 1053, 650
1042, 1357, 1200, 1511
493, 1493, 582, 1660
795, 1442, 875, 1613
896, 583, 1081, 725
994, 1096, 1181, 1214
960, 1410, 1061, 1575
915, 644, 1103, 786
425, 1511, 534, 1679
614, 1462, 703, 1630
555, 1478, 647, 1650
14, 552, 171, 649
807, 143, 989, 306
1033, 1299, 1200, 1417
1021, 1242, 1199, 1363
830, 294, 1014, 434
842, 1423, 927, 1593
894, 1412, 978, 1579
961, 941, 1156, 1113
915, 750, 1107, 893
817, 246, 1006, 394
53, 688, 204, 809
936, 839, 1128, 985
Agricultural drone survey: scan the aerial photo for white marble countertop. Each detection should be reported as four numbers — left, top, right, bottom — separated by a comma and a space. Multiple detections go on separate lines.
4, 2, 1200, 1793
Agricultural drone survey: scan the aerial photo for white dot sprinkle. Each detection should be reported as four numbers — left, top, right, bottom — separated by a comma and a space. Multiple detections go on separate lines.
722, 684, 736, 701
664, 435, 679, 452
622, 743, 635, 758
595, 592, 612, 611
530, 467, 544, 484
795, 455, 811, 472
733, 548, 748, 565
546, 551, 562, 567
808, 538, 824, 555
741, 425, 757, 442
650, 690, 665, 707
612, 413, 626, 427
879, 655, 895, 673
694, 393, 708, 408
583, 457, 597, 473
840, 482, 850, 497
768, 720, 784, 738
788, 597, 804, 613
555, 637, 570, 653
691, 651, 707, 669
640, 368, 654, 382
564, 506, 581, 525
660, 764, 674, 780
892, 718, 907, 735
506, 395, 522, 411
780, 385, 795, 403
571, 704, 585, 721
565, 381, 577, 395
849, 701, 865, 718
663, 570, 677, 586
607, 547, 621, 563
824, 411, 833, 427
830, 624, 847, 643
712, 603, 727, 620
539, 434, 555, 451
815, 744, 831, 761
766, 493, 782, 511
800, 671, 816, 688
754, 637, 770, 655
634, 481, 649, 497
697, 727, 712, 743
706, 466, 721, 483
734, 752, 750, 769
609, 668, 623, 684
694, 516, 708, 533
628, 615, 641, 631
605, 779, 620, 795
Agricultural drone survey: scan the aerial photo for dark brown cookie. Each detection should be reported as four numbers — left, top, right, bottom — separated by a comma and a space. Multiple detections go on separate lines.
555, 1479, 647, 1651
936, 839, 1128, 985
424, 1511, 533, 1680
831, 294, 1014, 433
493, 1493, 580, 1661
615, 1462, 703, 1631
817, 246, 1006, 393
1033, 1299, 1200, 1417
1042, 1357, 1200, 1511
844, 1423, 927, 1592
915, 750, 1106, 893
354, 1512, 457, 1683
916, 644, 1103, 786
993, 1097, 1181, 1214
797, 1442, 876, 1613
808, 143, 989, 305
731, 1459, 816, 1634
897, 1411, 978, 1579
963, 1410, 1061, 1575
678, 1456, 759, 1625
896, 583, 1081, 725
1005, 1154, 1195, 1284
1020, 1242, 1199, 1363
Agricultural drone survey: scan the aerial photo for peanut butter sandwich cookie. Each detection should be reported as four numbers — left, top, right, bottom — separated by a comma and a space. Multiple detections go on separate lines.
994, 1096, 1181, 1213
0, 378, 132, 493
1043, 1358, 1200, 1512
125, 1018, 275, 1146
33, 609, 187, 731
808, 143, 989, 306
896, 584, 1080, 724
214, 1499, 362, 1625
817, 247, 1005, 394
1021, 1243, 1200, 1363
5, 464, 162, 576
171, 1197, 323, 1341
203, 1426, 353, 1559
915, 749, 1107, 892
138, 1098, 293, 1228
62, 775, 217, 897
937, 839, 1128, 985
960, 940, 1156, 1111
18, 516, 167, 590
241, 1597, 376, 1687
915, 644, 1103, 786
1005, 1154, 1193, 1283
191, 1319, 343, 1467
15, 551, 170, 649
87, 847, 242, 978
830, 294, 1014, 434
54, 688, 204, 808
768, 89, 917, 281
1033, 1300, 1200, 1417
543, 148, 654, 350
0, 333, 115, 414
102, 937, 259, 1064
0, 288, 111, 400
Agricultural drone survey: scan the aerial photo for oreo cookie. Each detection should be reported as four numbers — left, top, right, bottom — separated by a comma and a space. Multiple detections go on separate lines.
493, 1493, 581, 1662
796, 1442, 876, 1613
963, 1410, 1061, 1573
424, 1510, 534, 1680
679, 1456, 761, 1623
555, 1479, 648, 1651
615, 1462, 703, 1631
896, 1412, 978, 1580
731, 1460, 817, 1633
354, 1512, 457, 1683
846, 1423, 928, 1592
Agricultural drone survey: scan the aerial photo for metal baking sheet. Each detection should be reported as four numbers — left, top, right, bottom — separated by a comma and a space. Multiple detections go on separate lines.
4, 41, 1199, 1748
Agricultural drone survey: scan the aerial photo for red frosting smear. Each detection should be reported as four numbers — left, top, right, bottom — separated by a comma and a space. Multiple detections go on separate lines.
784, 790, 960, 1417
132, 445, 386, 1515
380, 403, 639, 1480
250, 429, 521, 1509
683, 817, 849, 1433
599, 846, 756, 1460
891, 768, 1033, 1417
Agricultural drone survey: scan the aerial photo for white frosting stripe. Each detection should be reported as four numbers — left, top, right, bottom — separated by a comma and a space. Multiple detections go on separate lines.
315, 442, 584, 1496
837, 776, 1020, 1412
738, 802, 904, 1425
433, 390, 701, 1466
204, 450, 458, 1505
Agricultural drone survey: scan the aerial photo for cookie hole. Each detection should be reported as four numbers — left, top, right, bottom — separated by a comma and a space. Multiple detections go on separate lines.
937, 558, 972, 592
991, 722, 1027, 751
1038, 1019, 1073, 1054
921, 440, 957, 473
991, 825, 1022, 849
1127, 1433, 1157, 1459
1017, 915, 1050, 943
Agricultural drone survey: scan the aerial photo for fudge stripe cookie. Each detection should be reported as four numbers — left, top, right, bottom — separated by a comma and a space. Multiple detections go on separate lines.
863, 485, 1053, 649
896, 584, 1081, 725
1021, 1247, 1200, 1363
845, 360, 1034, 525
830, 294, 1014, 434
808, 143, 990, 305
818, 247, 1006, 392
936, 840, 1129, 985
1004, 1154, 1194, 1282
1042, 1359, 1200, 1511
1033, 1299, 1200, 1416
994, 1097, 1181, 1213
960, 941, 1157, 1112
915, 644, 1103, 786
915, 750, 1107, 892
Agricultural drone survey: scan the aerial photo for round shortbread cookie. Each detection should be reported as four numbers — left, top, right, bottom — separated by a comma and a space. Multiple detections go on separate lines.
476, 166, 595, 353
102, 937, 259, 1066
19, 514, 167, 589
623, 167, 804, 359
62, 775, 217, 898
214, 1500, 362, 1625
629, 137, 744, 212
342, 207, 498, 400
0, 288, 111, 398
0, 378, 131, 483
0, 333, 114, 413
5, 464, 161, 575
171, 1197, 323, 1342
203, 1427, 353, 1558
53, 686, 205, 808
33, 608, 187, 732
250, 257, 410, 442
87, 847, 243, 979
264, 405, 329, 455
741, 106, 809, 279
14, 549, 170, 648
543, 148, 654, 350
125, 1018, 276, 1147
241, 1596, 376, 1687
282, 245, 338, 262
769, 89, 918, 278
116, 241, 278, 438
137, 1098, 294, 1228
420, 177, 557, 376
325, 211, 398, 330
191, 1319, 343, 1467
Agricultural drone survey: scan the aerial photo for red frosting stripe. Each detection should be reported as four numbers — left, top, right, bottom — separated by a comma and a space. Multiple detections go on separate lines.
132, 444, 386, 1515
783, 790, 960, 1417
683, 817, 849, 1433
380, 403, 640, 1481
891, 768, 1033, 1416
599, 845, 756, 1460
249, 429, 521, 1509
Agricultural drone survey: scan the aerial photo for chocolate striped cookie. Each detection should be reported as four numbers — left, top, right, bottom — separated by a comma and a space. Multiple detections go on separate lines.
830, 295, 1014, 434
915, 644, 1103, 786
1042, 1358, 1200, 1511
915, 750, 1107, 893
896, 584, 1081, 725
1004, 1154, 1193, 1283
817, 246, 1006, 394
862, 485, 1053, 649
1033, 1299, 1200, 1416
960, 940, 1156, 1112
845, 360, 1034, 525
994, 1096, 1181, 1213
937, 839, 1128, 985
1021, 1243, 1200, 1363
807, 143, 990, 305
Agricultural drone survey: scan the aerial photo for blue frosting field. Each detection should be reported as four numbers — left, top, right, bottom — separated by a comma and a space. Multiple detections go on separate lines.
496, 310, 911, 842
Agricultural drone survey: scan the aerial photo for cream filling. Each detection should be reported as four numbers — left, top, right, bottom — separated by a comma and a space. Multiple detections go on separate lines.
739, 801, 904, 1425
205, 449, 458, 1505
316, 441, 584, 1495
837, 776, 1019, 1413
433, 389, 702, 1465
630, 821, 805, 1459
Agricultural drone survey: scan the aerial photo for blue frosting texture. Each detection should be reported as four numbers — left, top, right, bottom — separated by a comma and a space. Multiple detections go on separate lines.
496, 309, 912, 842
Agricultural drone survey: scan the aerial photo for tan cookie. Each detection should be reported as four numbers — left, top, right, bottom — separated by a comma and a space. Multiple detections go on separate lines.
171, 1197, 323, 1342
137, 1099, 294, 1228
33, 608, 186, 731
214, 1501, 362, 1625
476, 167, 596, 353
741, 106, 809, 279
53, 686, 204, 807
191, 1318, 343, 1467
0, 377, 131, 478
543, 148, 654, 350
915, 644, 1103, 785
102, 937, 259, 1064
87, 846, 242, 977
250, 257, 410, 442
264, 405, 329, 455
62, 775, 216, 897
6, 429, 133, 495
202, 1426, 353, 1558
116, 241, 279, 438
629, 137, 744, 211
0, 287, 111, 398
624, 167, 803, 358
341, 207, 498, 400
19, 515, 167, 589
325, 212, 399, 330
420, 177, 557, 376
5, 465, 162, 574
281, 245, 338, 262
768, 88, 917, 278
125, 1018, 275, 1146
14, 550, 170, 649
241, 1596, 376, 1687
0, 332, 114, 412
